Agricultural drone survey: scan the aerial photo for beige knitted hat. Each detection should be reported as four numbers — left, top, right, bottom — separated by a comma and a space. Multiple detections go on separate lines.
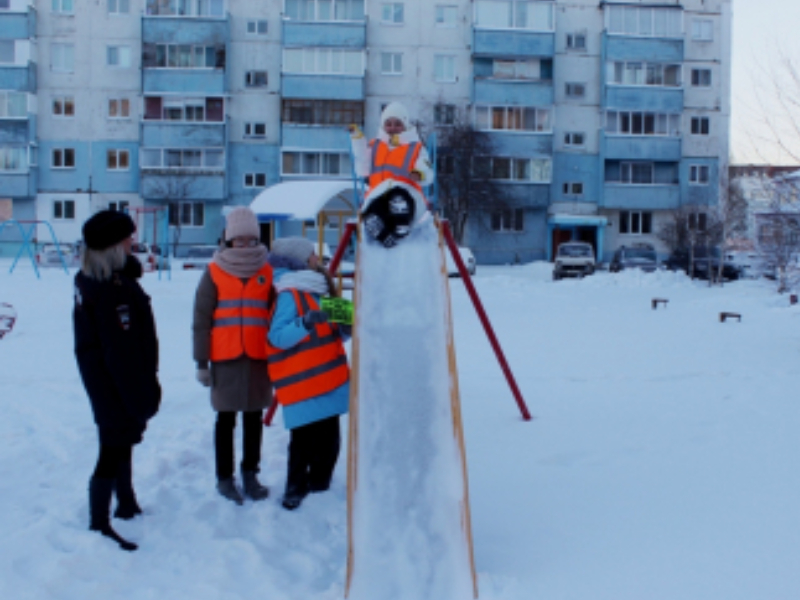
225, 207, 260, 241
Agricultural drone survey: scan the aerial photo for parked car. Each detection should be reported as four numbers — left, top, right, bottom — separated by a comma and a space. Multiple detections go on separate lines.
724, 251, 775, 279
663, 247, 741, 281
553, 242, 595, 280
36, 243, 80, 268
131, 242, 157, 272
182, 245, 217, 270
609, 243, 658, 273
445, 246, 477, 277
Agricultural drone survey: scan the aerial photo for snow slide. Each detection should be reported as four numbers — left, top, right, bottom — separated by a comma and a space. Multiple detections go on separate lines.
345, 216, 478, 600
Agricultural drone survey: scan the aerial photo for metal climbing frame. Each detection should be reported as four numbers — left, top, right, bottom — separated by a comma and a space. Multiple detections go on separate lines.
0, 219, 70, 278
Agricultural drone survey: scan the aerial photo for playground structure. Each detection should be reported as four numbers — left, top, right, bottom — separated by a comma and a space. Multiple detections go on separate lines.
0, 219, 71, 278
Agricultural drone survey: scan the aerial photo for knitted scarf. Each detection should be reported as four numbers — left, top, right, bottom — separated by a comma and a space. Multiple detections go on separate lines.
275, 270, 330, 296
212, 245, 269, 279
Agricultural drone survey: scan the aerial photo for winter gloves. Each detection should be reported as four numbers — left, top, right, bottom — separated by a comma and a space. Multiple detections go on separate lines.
302, 310, 329, 329
196, 368, 211, 387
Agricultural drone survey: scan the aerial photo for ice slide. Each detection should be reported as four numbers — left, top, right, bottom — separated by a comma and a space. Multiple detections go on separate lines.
345, 214, 478, 600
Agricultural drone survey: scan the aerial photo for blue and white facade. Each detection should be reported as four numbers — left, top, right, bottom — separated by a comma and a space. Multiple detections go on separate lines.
0, 0, 731, 261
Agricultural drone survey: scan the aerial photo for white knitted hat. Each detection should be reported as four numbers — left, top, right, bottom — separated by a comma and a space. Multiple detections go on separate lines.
380, 102, 410, 130
225, 207, 260, 241
270, 237, 315, 266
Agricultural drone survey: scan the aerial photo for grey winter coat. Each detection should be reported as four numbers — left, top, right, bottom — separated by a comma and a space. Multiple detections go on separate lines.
192, 268, 273, 413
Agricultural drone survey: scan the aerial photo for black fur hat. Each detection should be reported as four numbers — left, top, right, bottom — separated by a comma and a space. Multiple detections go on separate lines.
82, 210, 136, 250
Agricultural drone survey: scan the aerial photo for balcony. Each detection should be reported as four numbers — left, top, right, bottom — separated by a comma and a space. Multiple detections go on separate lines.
605, 35, 683, 63
142, 14, 228, 44
603, 184, 680, 210
140, 171, 226, 201
0, 8, 37, 39
142, 122, 226, 147
604, 86, 683, 112
0, 119, 32, 143
142, 69, 226, 95
281, 74, 364, 100
282, 124, 349, 150
283, 20, 366, 48
603, 135, 682, 162
473, 29, 554, 58
0, 171, 35, 196
484, 131, 553, 156
0, 62, 36, 92
474, 78, 553, 106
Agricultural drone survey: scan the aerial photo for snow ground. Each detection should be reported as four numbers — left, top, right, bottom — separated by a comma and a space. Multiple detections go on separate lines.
1, 259, 799, 600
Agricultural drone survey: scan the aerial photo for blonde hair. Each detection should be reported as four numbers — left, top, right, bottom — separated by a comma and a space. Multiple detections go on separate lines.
80, 244, 127, 281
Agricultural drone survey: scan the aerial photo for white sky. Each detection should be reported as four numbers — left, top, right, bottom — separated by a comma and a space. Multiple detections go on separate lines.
731, 0, 800, 165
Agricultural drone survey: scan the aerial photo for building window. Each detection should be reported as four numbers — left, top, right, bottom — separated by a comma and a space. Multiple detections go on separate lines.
51, 43, 75, 72
606, 5, 682, 38
380, 2, 404, 24
283, 48, 363, 75
605, 111, 681, 137
52, 148, 76, 169
246, 20, 268, 35
244, 71, 268, 87
689, 212, 708, 232
689, 164, 710, 185
435, 4, 457, 27
281, 151, 352, 177
108, 0, 129, 14
0, 147, 27, 171
434, 55, 456, 82
690, 117, 710, 135
0, 92, 26, 118
491, 208, 524, 233
141, 148, 225, 170
108, 200, 130, 212
168, 202, 205, 227
473, 157, 551, 183
284, 0, 365, 21
107, 45, 132, 68
145, 44, 223, 69
108, 97, 131, 119
282, 99, 364, 125
619, 211, 652, 235
52, 0, 74, 14
0, 40, 14, 64
144, 97, 223, 122
691, 68, 712, 87
107, 149, 130, 171
244, 122, 266, 138
564, 132, 585, 147
244, 173, 267, 188
434, 104, 456, 125
52, 96, 74, 118
474, 105, 552, 133
492, 58, 543, 80
619, 162, 654, 185
565, 82, 585, 98
691, 19, 713, 41
475, 0, 554, 32
53, 199, 76, 220
563, 182, 584, 196
566, 32, 587, 50
380, 52, 403, 75
608, 61, 681, 87
146, 0, 223, 17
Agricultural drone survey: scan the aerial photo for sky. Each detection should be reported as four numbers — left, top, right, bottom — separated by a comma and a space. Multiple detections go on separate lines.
731, 0, 800, 165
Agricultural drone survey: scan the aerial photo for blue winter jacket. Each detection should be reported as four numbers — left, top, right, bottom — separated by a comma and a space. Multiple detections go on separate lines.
268, 266, 350, 430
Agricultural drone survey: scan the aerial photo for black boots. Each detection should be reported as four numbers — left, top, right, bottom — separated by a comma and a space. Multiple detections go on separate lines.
89, 478, 138, 552
281, 485, 308, 511
241, 470, 270, 501
216, 478, 245, 505
114, 459, 143, 520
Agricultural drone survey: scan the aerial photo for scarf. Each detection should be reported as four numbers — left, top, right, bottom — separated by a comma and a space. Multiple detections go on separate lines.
275, 270, 330, 295
212, 245, 269, 279
377, 127, 421, 148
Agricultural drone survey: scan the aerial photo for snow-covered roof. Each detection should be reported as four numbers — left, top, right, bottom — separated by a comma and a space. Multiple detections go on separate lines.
549, 214, 608, 226
248, 180, 357, 221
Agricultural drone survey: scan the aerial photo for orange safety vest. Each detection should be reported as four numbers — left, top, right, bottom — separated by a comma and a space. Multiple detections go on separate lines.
209, 262, 273, 362
267, 289, 349, 407
368, 139, 423, 193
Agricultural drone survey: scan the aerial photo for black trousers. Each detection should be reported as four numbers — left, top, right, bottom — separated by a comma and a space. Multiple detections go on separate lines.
286, 415, 341, 494
93, 443, 133, 480
215, 410, 263, 481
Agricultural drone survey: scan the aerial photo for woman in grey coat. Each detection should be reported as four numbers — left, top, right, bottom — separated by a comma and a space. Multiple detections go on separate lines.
192, 207, 273, 505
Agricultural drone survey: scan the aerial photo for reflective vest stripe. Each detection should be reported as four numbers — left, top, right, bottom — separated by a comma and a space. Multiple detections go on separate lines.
266, 331, 339, 365
217, 299, 271, 309
272, 354, 348, 389
368, 140, 423, 193
212, 317, 271, 328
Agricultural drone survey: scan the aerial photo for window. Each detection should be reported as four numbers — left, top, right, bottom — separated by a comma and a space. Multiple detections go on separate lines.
0, 92, 27, 118
283, 48, 364, 75
107, 149, 130, 170
282, 99, 364, 125
52, 148, 76, 169
689, 164, 710, 184
52, 0, 74, 14
0, 146, 26, 171
434, 104, 456, 125
691, 68, 712, 87
281, 151, 352, 177
492, 59, 542, 80
566, 32, 587, 50
605, 111, 681, 137
619, 162, 654, 184
108, 97, 131, 119
434, 55, 456, 82
475, 1, 554, 32
108, 200, 130, 212
53, 200, 76, 220
380, 52, 403, 75
245, 71, 268, 87
565, 83, 585, 98
52, 43, 75, 72
168, 202, 205, 227
107, 45, 132, 68
619, 211, 652, 234
435, 4, 457, 27
608, 61, 681, 87
108, 0, 130, 14
691, 117, 710, 135
284, 0, 365, 21
144, 97, 223, 122
146, 0, 223, 17
564, 132, 585, 147
52, 96, 74, 118
474, 105, 552, 133
244, 173, 267, 188
689, 212, 707, 232
563, 182, 584, 196
0, 40, 14, 64
473, 156, 551, 183
246, 20, 268, 35
691, 19, 713, 41
607, 5, 682, 38
141, 148, 225, 170
491, 208, 524, 232
381, 2, 404, 24
145, 44, 223, 69
244, 122, 266, 138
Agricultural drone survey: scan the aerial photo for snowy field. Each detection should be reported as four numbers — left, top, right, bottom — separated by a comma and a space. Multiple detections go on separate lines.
1, 258, 799, 600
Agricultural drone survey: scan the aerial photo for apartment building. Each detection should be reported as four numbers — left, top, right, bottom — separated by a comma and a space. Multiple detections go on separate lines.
0, 0, 731, 262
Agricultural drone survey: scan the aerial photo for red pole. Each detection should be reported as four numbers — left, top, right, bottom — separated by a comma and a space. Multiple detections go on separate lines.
440, 221, 532, 421
263, 394, 279, 426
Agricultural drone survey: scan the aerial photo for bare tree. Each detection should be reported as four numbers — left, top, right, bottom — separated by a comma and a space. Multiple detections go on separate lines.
657, 204, 709, 279
706, 166, 749, 284
142, 174, 197, 257
755, 175, 800, 293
